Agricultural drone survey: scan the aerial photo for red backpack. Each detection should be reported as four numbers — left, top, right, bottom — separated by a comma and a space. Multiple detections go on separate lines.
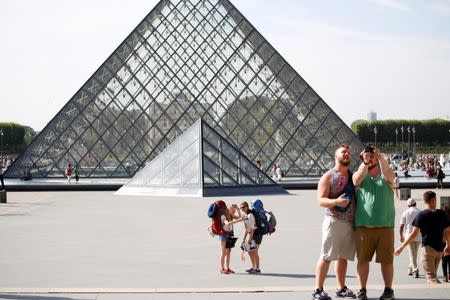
208, 200, 228, 236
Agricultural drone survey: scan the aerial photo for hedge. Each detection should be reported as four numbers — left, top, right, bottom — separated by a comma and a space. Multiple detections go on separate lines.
351, 119, 450, 147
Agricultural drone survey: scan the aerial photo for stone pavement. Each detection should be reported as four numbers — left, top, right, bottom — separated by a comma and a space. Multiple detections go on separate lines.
0, 189, 449, 299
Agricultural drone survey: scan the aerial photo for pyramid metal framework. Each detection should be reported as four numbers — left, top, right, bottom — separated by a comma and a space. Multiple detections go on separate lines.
6, 0, 365, 179
116, 119, 286, 196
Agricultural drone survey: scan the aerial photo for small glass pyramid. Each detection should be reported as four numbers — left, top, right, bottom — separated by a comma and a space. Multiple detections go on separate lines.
116, 119, 286, 196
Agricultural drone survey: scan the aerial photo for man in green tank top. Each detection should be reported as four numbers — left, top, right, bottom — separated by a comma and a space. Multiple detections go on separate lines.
352, 146, 396, 300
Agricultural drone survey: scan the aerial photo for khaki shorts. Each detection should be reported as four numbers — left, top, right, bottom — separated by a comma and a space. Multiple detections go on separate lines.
320, 215, 355, 261
355, 227, 394, 264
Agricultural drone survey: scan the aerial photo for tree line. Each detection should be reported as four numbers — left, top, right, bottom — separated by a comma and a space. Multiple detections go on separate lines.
351, 119, 450, 147
0, 122, 36, 153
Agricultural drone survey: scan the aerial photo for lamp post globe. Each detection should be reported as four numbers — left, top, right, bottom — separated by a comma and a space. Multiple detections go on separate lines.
395, 128, 398, 154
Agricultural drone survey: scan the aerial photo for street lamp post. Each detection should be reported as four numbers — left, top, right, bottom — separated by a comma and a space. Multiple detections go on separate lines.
401, 126, 404, 153
412, 127, 416, 155
407, 126, 411, 153
374, 126, 378, 148
395, 128, 398, 154
0, 129, 3, 152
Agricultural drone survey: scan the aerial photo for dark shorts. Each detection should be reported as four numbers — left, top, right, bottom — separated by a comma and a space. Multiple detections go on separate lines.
253, 233, 263, 245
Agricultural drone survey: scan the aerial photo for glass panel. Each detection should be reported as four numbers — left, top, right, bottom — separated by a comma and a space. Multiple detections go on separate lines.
7, 0, 364, 179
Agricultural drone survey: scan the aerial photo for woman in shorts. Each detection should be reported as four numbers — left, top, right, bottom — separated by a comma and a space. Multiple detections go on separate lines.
219, 204, 242, 274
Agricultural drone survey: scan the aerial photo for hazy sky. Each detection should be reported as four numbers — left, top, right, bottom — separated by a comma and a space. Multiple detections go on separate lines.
1, 0, 450, 131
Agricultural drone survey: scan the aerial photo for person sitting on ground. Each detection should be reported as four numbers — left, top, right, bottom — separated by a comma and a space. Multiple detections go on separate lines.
20, 170, 32, 181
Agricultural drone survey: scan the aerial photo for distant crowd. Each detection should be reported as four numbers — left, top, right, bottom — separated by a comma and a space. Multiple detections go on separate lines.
0, 155, 14, 170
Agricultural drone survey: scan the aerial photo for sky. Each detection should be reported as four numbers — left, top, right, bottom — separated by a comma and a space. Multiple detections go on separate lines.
1, 0, 450, 131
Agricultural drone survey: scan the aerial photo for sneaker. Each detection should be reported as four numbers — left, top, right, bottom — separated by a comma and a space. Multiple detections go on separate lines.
255, 268, 261, 273
245, 268, 255, 273
336, 286, 356, 298
248, 268, 258, 274
379, 287, 395, 300
426, 277, 441, 284
220, 268, 230, 274
312, 288, 332, 300
226, 268, 235, 274
357, 288, 368, 300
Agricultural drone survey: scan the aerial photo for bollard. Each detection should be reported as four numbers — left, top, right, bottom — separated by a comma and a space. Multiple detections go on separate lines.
0, 190, 6, 203
440, 196, 450, 209
400, 188, 411, 200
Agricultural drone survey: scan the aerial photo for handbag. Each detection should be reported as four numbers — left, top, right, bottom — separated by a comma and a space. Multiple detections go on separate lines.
225, 237, 238, 248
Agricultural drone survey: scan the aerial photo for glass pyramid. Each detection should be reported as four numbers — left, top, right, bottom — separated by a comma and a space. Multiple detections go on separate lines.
6, 0, 365, 179
117, 119, 285, 196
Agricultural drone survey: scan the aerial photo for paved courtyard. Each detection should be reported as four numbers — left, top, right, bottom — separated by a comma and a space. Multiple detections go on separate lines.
0, 188, 449, 299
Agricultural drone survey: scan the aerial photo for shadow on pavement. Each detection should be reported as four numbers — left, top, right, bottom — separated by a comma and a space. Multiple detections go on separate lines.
235, 273, 356, 279
0, 295, 93, 300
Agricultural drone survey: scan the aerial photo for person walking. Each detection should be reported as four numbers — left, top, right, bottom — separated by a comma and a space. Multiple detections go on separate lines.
240, 201, 263, 274
255, 160, 262, 184
74, 164, 80, 183
65, 164, 73, 183
394, 191, 450, 284
442, 206, 450, 282
393, 173, 400, 199
352, 146, 396, 300
436, 165, 445, 189
0, 165, 5, 190
275, 165, 282, 182
399, 198, 421, 278
312, 144, 356, 300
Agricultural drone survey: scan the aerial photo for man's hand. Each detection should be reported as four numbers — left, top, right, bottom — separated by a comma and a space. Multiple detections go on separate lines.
373, 148, 382, 160
335, 195, 350, 208
394, 246, 403, 256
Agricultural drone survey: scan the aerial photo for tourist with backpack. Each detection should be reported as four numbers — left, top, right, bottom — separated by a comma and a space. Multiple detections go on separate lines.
219, 204, 243, 274
239, 200, 269, 274
208, 200, 243, 274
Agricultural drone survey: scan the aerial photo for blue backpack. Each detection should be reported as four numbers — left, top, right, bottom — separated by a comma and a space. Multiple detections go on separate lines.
251, 199, 274, 235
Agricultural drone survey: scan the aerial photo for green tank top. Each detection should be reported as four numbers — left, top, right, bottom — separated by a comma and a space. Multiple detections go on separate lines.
355, 174, 395, 227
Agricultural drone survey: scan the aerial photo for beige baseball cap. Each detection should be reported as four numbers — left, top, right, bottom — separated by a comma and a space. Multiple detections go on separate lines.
407, 198, 416, 206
